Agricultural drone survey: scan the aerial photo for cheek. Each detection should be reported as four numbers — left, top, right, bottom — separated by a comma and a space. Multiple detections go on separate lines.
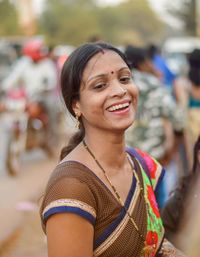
135, 87, 139, 106
79, 95, 103, 117
130, 84, 138, 106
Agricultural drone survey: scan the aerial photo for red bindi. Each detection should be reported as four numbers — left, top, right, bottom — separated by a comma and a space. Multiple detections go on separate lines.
100, 48, 105, 54
111, 71, 114, 74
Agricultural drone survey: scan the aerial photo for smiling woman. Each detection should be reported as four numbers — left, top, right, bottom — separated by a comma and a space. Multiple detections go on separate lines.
40, 42, 185, 257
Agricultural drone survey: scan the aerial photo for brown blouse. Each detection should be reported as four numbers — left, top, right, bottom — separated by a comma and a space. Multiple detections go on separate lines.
40, 158, 149, 257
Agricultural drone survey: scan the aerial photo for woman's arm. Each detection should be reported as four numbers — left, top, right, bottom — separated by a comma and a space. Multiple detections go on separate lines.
46, 212, 94, 257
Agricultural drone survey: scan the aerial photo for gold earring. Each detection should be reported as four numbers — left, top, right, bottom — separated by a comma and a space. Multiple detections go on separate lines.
75, 112, 79, 129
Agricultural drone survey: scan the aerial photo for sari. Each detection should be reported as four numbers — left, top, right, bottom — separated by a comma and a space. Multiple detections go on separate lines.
41, 149, 167, 256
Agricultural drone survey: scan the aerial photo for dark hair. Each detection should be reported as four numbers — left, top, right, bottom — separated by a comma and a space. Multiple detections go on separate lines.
60, 42, 130, 160
124, 45, 148, 69
188, 49, 200, 87
188, 49, 200, 68
188, 68, 200, 86
146, 44, 160, 60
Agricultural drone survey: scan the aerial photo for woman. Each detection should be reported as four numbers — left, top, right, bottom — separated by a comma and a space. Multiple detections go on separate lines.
40, 42, 184, 257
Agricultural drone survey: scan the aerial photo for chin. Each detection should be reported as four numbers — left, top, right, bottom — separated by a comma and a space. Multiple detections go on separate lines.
113, 120, 134, 132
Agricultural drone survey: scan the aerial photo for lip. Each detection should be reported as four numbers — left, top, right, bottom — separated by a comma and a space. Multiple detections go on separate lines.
106, 99, 131, 110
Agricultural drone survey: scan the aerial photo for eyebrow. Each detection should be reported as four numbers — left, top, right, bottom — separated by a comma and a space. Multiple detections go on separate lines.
86, 67, 130, 84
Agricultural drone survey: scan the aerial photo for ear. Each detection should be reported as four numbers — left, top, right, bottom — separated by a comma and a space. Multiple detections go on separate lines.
72, 100, 81, 116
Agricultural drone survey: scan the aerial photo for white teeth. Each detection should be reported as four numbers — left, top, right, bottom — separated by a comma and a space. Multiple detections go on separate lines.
108, 102, 129, 111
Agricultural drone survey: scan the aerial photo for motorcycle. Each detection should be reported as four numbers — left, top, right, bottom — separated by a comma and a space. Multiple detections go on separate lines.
4, 87, 53, 176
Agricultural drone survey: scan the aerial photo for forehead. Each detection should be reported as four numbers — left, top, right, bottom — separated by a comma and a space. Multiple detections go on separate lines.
83, 50, 128, 80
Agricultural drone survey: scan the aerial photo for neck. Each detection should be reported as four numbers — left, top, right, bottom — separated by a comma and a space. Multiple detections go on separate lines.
83, 130, 127, 170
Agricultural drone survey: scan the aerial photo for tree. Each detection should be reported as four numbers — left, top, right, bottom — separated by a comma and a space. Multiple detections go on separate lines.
167, 0, 197, 36
94, 0, 165, 45
0, 0, 20, 36
38, 0, 101, 45
38, 0, 165, 46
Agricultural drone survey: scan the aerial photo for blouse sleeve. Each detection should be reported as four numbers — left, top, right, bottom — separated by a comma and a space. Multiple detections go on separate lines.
40, 163, 97, 233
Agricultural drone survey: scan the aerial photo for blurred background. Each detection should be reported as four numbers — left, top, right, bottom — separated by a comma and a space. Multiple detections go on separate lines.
0, 0, 200, 256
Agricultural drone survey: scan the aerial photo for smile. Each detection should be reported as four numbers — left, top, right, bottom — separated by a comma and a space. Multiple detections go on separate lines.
107, 102, 130, 112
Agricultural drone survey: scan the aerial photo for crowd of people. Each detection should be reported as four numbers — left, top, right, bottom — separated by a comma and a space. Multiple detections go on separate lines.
0, 36, 200, 256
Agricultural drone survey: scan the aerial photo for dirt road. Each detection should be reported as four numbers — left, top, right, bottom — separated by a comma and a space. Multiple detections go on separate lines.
0, 112, 75, 257
0, 146, 62, 257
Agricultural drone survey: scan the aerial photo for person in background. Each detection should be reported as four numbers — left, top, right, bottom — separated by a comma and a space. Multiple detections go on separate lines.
161, 135, 200, 252
124, 45, 185, 209
47, 45, 63, 140
2, 37, 57, 144
186, 49, 200, 145
40, 42, 184, 257
2, 37, 57, 103
148, 44, 190, 175
147, 44, 178, 95
174, 49, 200, 169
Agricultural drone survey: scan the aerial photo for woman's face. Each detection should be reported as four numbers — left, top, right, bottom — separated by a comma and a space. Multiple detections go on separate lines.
73, 50, 138, 133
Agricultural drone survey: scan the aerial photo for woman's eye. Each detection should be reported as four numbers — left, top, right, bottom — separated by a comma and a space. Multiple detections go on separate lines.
93, 83, 106, 90
120, 76, 131, 83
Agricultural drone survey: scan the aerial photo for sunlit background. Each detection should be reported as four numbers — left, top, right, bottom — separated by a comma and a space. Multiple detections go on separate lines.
0, 1, 200, 257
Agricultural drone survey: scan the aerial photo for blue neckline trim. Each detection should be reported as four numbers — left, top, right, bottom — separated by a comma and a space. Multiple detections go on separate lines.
58, 154, 137, 208
57, 152, 138, 250
44, 206, 95, 226
94, 168, 137, 249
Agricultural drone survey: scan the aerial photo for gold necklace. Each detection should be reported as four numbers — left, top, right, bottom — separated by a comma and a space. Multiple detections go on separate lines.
83, 140, 155, 256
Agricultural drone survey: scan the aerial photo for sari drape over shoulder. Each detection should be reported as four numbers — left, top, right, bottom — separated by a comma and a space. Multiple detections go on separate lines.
40, 149, 165, 256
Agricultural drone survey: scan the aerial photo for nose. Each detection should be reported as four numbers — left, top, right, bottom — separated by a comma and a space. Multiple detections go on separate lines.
110, 81, 127, 98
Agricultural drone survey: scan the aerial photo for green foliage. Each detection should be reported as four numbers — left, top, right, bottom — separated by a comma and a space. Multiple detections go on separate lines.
0, 0, 21, 36
38, 0, 101, 45
167, 0, 197, 36
38, 0, 165, 46
96, 0, 165, 45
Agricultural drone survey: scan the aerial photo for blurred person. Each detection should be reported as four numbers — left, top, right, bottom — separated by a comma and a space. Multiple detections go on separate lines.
186, 49, 200, 145
147, 45, 189, 175
40, 42, 185, 257
147, 44, 178, 95
174, 49, 200, 168
47, 45, 63, 139
2, 37, 57, 142
124, 46, 185, 208
0, 37, 58, 175
161, 135, 200, 252
47, 46, 76, 140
